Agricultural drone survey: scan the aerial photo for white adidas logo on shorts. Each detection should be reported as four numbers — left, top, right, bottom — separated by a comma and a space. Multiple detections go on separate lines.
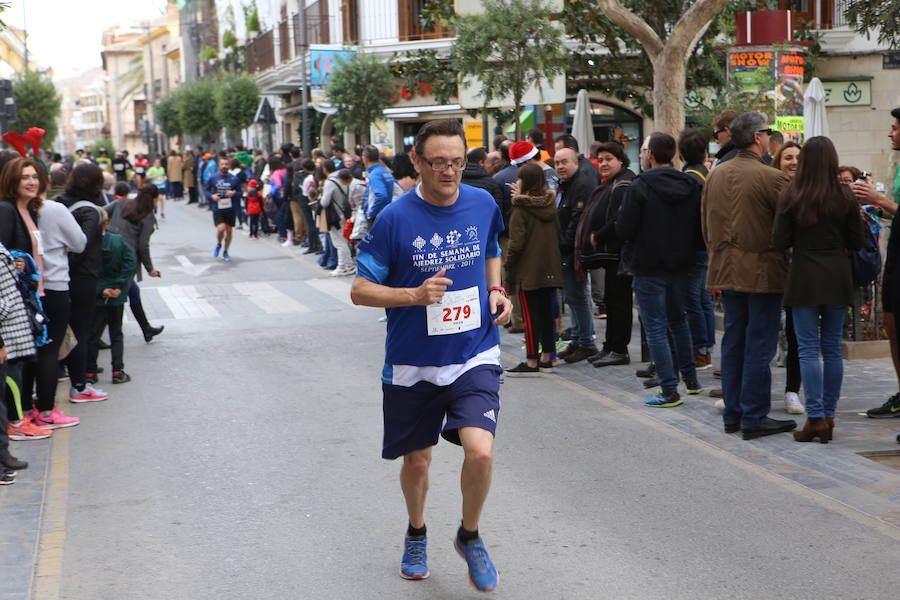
483, 409, 496, 423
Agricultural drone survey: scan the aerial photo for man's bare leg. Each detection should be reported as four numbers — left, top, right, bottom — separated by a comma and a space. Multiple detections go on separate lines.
216, 223, 225, 244
458, 426, 493, 532
223, 226, 233, 253
400, 447, 432, 529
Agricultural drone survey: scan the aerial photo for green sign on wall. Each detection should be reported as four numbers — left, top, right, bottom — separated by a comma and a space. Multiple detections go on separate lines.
822, 79, 872, 107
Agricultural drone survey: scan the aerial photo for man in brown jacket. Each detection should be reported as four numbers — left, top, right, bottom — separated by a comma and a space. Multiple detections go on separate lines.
702, 111, 797, 440
182, 148, 197, 204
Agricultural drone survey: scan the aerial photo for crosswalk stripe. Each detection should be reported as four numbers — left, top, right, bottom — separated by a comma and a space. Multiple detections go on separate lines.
156, 285, 220, 319
305, 278, 360, 308
232, 282, 311, 314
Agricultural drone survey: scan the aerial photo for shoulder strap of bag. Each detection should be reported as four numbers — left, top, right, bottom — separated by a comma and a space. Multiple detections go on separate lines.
68, 200, 98, 213
685, 169, 707, 182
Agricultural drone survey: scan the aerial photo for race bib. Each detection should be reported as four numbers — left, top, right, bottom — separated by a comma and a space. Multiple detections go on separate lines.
217, 196, 232, 209
426, 286, 481, 336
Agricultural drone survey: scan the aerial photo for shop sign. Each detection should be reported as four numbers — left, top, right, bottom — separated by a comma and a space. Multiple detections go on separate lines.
822, 80, 872, 106
775, 116, 804, 133
464, 121, 484, 148
310, 50, 355, 86
884, 53, 900, 70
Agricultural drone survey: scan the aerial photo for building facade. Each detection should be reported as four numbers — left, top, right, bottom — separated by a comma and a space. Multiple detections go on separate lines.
101, 2, 182, 156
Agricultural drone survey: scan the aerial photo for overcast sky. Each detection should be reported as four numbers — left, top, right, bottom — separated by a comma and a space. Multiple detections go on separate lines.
4, 0, 170, 79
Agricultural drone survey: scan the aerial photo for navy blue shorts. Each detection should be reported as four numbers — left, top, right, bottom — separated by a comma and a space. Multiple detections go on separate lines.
381, 364, 502, 460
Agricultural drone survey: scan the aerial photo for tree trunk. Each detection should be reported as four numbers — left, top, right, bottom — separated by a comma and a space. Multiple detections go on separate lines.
651, 49, 688, 140
513, 93, 522, 141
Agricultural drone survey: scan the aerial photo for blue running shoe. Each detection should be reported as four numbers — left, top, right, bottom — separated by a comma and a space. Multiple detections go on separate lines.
454, 537, 498, 592
645, 390, 683, 408
400, 536, 429, 580
222, 251, 231, 262
213, 243, 221, 258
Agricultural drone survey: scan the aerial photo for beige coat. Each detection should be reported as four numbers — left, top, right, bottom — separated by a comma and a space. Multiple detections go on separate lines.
182, 152, 195, 188
167, 155, 183, 182
702, 150, 791, 294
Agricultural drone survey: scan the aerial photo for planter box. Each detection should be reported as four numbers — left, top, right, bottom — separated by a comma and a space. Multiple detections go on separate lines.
842, 340, 890, 360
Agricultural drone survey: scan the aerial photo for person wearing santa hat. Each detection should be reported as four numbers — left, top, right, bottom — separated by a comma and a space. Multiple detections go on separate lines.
508, 141, 558, 192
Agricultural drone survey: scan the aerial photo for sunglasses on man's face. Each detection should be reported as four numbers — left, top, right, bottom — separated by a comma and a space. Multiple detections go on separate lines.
757, 128, 775, 136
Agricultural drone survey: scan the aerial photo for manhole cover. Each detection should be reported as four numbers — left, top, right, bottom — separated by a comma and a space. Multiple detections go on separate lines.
858, 451, 900, 471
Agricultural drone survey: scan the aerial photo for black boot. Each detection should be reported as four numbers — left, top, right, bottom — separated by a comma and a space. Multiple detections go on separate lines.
130, 302, 164, 343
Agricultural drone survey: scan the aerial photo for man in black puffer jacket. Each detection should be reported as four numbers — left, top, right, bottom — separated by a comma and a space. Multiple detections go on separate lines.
461, 147, 503, 205
617, 132, 703, 409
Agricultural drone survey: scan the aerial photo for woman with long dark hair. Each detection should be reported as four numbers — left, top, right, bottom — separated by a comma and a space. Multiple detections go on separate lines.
773, 136, 865, 443
56, 162, 110, 401
106, 183, 163, 345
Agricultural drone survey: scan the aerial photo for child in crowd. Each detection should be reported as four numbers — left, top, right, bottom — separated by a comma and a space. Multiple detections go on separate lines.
87, 210, 136, 385
246, 179, 263, 239
113, 182, 130, 203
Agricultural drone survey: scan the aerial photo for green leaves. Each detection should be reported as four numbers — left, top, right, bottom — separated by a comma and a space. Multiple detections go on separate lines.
11, 71, 61, 147
175, 79, 220, 138
155, 91, 182, 137
451, 0, 568, 136
215, 74, 260, 139
844, 0, 900, 49
325, 52, 394, 138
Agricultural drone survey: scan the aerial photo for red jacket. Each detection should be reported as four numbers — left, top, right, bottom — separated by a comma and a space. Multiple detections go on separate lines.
246, 190, 263, 215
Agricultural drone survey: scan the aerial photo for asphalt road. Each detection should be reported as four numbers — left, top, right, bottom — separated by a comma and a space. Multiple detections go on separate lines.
42, 201, 900, 599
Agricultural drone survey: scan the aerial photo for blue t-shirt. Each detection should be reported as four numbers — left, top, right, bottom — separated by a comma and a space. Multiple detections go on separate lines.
206, 172, 241, 212
357, 184, 504, 371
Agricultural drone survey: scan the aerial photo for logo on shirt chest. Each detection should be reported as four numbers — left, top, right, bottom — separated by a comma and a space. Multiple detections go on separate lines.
409, 226, 482, 273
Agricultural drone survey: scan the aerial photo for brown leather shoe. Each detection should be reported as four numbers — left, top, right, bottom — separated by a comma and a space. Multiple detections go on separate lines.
709, 388, 723, 398
793, 417, 830, 443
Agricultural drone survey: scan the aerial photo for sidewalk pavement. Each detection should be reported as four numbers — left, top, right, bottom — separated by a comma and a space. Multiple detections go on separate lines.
499, 315, 900, 529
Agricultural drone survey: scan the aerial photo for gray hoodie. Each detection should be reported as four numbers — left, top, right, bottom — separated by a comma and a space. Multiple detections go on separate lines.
37, 200, 87, 291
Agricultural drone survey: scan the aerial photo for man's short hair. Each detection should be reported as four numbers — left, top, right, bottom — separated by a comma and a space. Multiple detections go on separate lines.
363, 145, 380, 163
337, 168, 353, 181
594, 141, 630, 169
678, 129, 708, 165
648, 132, 677, 165
712, 109, 740, 132
729, 112, 768, 149
492, 134, 508, 151
114, 182, 130, 197
526, 128, 544, 146
467, 147, 487, 164
413, 119, 467, 159
302, 159, 316, 171
892, 107, 900, 121
322, 159, 337, 173
499, 140, 511, 162
332, 144, 346, 153
555, 134, 579, 153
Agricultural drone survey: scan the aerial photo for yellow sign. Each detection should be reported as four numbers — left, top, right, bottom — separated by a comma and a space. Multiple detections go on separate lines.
465, 121, 484, 148
775, 116, 804, 132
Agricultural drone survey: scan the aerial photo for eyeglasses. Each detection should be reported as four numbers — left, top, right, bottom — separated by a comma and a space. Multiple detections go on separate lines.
712, 128, 726, 139
757, 128, 775, 136
422, 157, 467, 172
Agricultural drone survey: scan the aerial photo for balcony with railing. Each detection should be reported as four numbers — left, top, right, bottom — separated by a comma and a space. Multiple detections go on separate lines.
247, 29, 276, 73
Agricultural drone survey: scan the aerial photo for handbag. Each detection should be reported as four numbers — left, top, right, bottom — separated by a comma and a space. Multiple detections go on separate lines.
342, 218, 354, 241
350, 204, 369, 240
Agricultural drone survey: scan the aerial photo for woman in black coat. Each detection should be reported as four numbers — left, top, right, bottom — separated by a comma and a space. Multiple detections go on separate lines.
773, 136, 865, 443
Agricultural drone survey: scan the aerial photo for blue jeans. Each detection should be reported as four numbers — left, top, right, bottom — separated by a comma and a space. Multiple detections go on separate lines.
318, 232, 337, 270
633, 274, 695, 395
561, 261, 596, 349
686, 251, 716, 352
720, 291, 782, 429
792, 305, 846, 418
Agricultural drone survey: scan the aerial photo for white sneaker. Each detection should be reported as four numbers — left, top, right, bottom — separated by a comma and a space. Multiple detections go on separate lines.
329, 266, 356, 277
714, 398, 725, 412
784, 392, 804, 414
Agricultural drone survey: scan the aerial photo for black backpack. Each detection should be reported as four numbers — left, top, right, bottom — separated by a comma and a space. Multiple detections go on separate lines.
851, 226, 882, 287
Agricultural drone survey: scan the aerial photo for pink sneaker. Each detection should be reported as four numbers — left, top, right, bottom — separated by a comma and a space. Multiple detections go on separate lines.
69, 383, 109, 403
31, 408, 80, 429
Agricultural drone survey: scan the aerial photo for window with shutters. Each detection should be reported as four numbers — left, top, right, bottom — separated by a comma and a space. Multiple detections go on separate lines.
398, 0, 449, 42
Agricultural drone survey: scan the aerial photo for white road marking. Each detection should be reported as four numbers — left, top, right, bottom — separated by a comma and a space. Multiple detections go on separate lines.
232, 282, 311, 314
305, 278, 360, 308
156, 285, 220, 319
171, 254, 214, 276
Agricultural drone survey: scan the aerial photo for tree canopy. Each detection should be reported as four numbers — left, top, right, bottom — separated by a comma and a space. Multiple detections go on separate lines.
452, 0, 568, 139
215, 74, 260, 143
155, 89, 182, 137
176, 79, 221, 141
11, 71, 61, 147
845, 1, 900, 49
325, 52, 394, 141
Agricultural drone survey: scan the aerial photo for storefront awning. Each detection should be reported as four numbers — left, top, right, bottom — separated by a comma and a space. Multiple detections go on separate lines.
504, 109, 535, 135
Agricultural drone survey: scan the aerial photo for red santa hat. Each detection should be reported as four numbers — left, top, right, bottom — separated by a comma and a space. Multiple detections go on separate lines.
509, 141, 538, 165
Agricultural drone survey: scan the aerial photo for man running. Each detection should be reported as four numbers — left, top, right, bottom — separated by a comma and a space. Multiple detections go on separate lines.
205, 157, 240, 261
351, 119, 512, 592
